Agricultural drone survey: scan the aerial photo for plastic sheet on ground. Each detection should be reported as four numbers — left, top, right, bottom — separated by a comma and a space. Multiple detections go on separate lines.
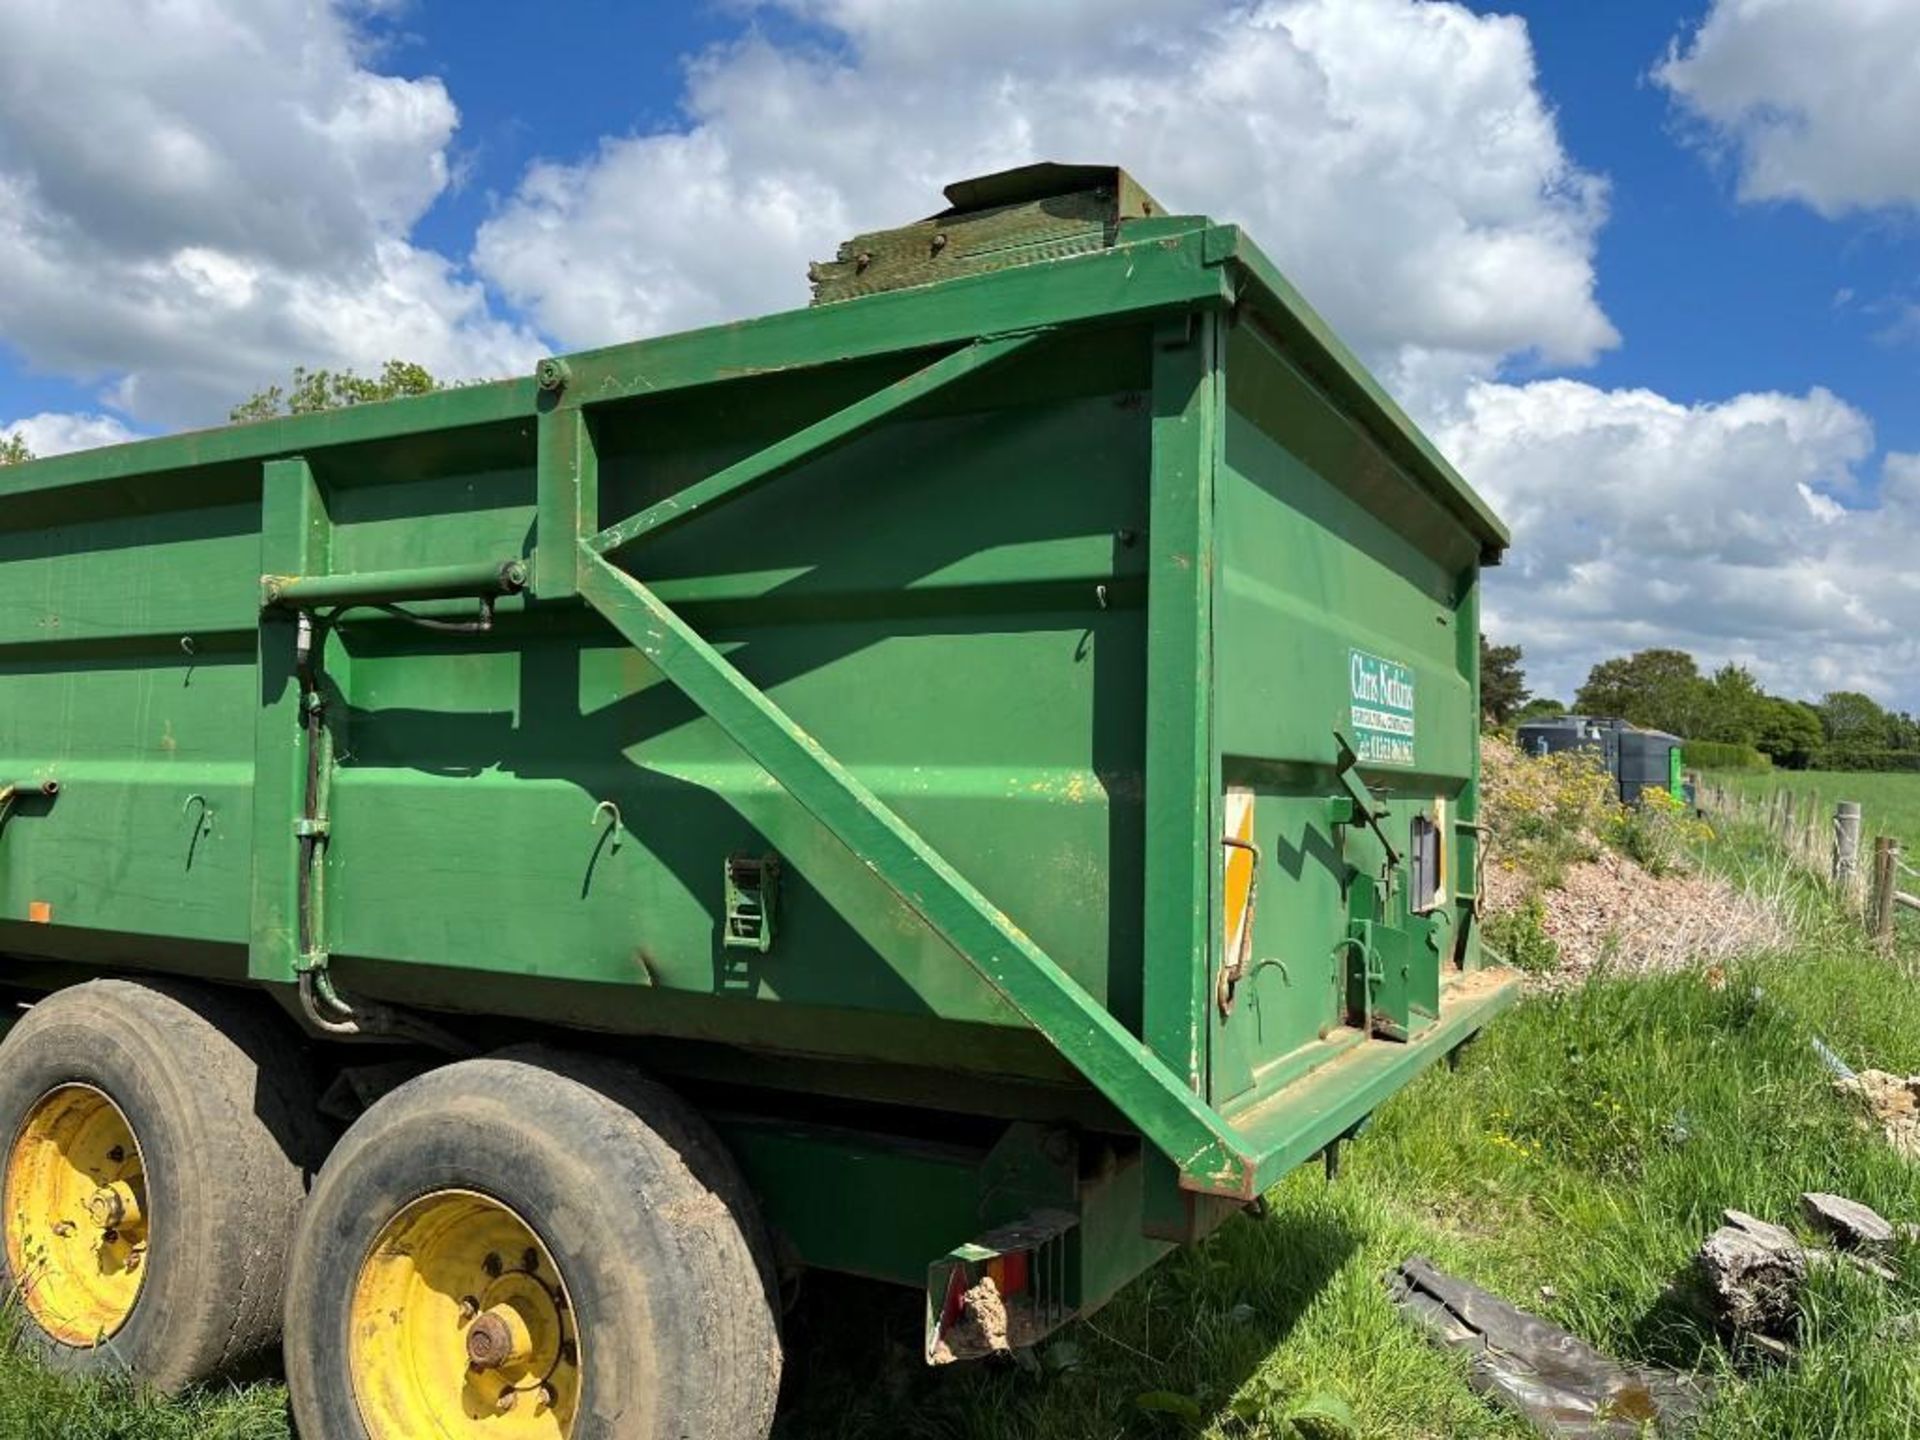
1387, 1255, 1709, 1437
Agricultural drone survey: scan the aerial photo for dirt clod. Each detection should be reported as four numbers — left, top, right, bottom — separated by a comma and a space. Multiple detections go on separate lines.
1836, 1070, 1920, 1158
929, 1276, 1012, 1364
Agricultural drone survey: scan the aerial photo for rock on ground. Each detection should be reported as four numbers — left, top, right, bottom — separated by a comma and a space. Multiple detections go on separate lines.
1698, 1211, 1806, 1338
1801, 1192, 1897, 1252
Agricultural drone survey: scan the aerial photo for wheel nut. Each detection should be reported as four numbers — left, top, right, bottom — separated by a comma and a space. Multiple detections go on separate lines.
483, 1252, 503, 1278
494, 1389, 517, 1415
457, 1296, 479, 1326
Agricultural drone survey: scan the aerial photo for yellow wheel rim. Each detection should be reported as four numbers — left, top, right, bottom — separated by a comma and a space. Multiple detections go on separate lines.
4, 1084, 149, 1345
351, 1190, 581, 1440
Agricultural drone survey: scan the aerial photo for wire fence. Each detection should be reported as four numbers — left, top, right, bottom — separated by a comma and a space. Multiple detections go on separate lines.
1691, 780, 1915, 944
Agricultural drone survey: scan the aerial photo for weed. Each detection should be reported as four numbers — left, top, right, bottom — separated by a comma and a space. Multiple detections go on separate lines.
1606, 787, 1714, 877
1483, 892, 1558, 974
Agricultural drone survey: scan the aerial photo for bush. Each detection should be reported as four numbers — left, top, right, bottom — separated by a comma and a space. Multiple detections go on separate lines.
1812, 748, 1920, 772
1481, 741, 1617, 887
1684, 740, 1769, 772
1605, 786, 1714, 876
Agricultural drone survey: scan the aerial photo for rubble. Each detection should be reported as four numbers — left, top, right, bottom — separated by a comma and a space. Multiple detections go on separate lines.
1693, 1196, 1905, 1355
1834, 1069, 1920, 1158
1800, 1192, 1896, 1254
1698, 1211, 1806, 1339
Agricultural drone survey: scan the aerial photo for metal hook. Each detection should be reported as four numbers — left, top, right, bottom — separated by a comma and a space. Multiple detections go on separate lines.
592, 800, 623, 845
179, 635, 196, 656
183, 793, 213, 872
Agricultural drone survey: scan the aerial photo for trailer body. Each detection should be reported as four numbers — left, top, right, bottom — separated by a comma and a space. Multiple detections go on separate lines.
0, 166, 1516, 1354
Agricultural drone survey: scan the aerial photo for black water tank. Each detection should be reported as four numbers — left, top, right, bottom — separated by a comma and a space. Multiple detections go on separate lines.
1616, 728, 1681, 804
1515, 715, 1681, 803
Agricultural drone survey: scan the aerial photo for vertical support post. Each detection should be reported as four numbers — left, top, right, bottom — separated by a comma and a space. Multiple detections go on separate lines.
1454, 571, 1482, 952
1871, 835, 1897, 946
1143, 315, 1218, 1093
1833, 801, 1860, 891
250, 457, 328, 982
1140, 313, 1219, 1237
534, 398, 598, 599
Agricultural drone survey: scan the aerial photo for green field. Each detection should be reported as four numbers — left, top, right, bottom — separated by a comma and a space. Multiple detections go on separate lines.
8, 824, 1920, 1438
1703, 768, 1920, 853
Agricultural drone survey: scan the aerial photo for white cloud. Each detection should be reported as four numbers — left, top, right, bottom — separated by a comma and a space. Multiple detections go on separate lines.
1447, 380, 1920, 706
0, 411, 140, 458
475, 0, 1616, 386
8, 0, 1917, 718
0, 0, 545, 428
1657, 0, 1920, 216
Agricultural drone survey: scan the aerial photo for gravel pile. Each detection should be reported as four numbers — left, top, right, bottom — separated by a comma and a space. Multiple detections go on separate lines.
1482, 848, 1788, 990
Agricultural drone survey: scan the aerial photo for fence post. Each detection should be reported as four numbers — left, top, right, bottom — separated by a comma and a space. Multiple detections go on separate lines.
1871, 836, 1898, 946
1834, 801, 1861, 889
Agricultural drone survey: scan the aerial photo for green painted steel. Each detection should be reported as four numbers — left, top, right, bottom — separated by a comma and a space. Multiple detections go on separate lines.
0, 169, 1516, 1295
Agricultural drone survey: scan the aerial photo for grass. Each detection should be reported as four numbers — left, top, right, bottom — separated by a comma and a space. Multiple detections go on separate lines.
1705, 767, 1920, 855
8, 826, 1920, 1437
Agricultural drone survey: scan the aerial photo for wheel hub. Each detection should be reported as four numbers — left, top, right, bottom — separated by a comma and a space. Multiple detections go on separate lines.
351, 1190, 580, 1439
3, 1084, 149, 1345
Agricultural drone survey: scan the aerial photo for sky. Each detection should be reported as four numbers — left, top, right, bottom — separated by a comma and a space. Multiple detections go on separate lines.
1, 0, 1918, 707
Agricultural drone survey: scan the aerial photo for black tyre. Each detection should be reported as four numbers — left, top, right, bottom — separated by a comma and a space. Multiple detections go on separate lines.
0, 977, 324, 1389
284, 1047, 782, 1440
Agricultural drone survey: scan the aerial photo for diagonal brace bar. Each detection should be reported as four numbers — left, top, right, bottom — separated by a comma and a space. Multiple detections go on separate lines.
576, 548, 1255, 1195
585, 331, 1041, 558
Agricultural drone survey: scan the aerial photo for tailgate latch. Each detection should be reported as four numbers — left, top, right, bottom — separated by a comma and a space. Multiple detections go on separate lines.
723, 853, 780, 953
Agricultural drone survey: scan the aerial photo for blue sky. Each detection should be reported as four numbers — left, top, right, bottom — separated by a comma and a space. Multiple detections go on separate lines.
1489, 0, 1917, 454
1, 0, 1918, 705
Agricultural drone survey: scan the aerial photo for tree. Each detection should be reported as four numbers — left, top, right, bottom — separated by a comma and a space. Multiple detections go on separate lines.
1817, 690, 1891, 748
1695, 663, 1769, 745
1574, 648, 1709, 737
230, 360, 443, 423
1479, 636, 1529, 725
1753, 697, 1822, 768
0, 431, 31, 466
1514, 696, 1567, 724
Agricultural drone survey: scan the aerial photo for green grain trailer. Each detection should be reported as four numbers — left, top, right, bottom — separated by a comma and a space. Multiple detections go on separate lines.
0, 164, 1515, 1438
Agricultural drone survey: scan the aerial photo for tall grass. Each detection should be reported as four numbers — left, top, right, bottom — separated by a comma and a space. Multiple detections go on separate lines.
6, 829, 1918, 1438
